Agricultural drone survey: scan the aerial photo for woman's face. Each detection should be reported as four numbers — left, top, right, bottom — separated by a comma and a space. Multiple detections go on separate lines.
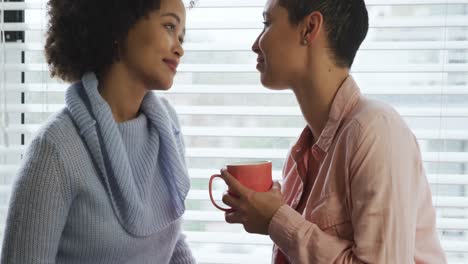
252, 0, 306, 90
121, 0, 186, 90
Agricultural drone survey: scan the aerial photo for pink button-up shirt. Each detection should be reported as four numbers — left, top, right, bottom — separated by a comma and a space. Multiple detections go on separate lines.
269, 76, 446, 264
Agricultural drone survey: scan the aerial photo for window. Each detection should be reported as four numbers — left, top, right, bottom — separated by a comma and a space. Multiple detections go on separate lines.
1, 0, 467, 263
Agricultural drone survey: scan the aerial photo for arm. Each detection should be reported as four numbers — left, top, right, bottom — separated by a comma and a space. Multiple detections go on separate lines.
269, 116, 424, 263
1, 135, 71, 264
170, 232, 196, 264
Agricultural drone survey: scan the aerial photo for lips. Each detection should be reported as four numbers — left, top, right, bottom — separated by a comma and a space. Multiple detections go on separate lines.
256, 57, 265, 71
163, 59, 179, 72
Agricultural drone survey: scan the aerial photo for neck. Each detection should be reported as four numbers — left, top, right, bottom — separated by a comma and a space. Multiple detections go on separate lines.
292, 62, 349, 141
98, 64, 148, 123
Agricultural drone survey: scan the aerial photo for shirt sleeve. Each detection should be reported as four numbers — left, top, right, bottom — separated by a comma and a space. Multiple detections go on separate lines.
1, 135, 72, 264
269, 114, 445, 263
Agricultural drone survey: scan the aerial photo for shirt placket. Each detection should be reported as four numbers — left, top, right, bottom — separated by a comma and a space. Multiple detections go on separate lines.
290, 147, 308, 210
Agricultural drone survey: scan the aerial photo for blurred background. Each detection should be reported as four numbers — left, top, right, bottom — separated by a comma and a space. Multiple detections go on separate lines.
0, 0, 467, 263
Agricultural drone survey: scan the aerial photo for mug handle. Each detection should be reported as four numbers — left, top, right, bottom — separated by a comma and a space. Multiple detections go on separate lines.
209, 174, 231, 212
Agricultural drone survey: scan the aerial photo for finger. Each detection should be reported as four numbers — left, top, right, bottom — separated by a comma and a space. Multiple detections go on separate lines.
211, 169, 240, 197
220, 169, 250, 196
271, 181, 282, 192
225, 211, 244, 224
222, 192, 241, 209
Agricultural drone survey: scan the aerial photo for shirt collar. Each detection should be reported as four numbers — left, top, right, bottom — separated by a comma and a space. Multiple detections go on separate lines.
292, 75, 361, 160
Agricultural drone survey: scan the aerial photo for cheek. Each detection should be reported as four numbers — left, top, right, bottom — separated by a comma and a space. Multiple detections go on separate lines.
258, 33, 269, 57
137, 37, 161, 61
259, 35, 277, 72
259, 33, 286, 71
272, 37, 301, 69
259, 31, 288, 62
128, 26, 166, 61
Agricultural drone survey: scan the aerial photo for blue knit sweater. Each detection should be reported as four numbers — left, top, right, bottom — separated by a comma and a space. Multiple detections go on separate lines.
1, 73, 195, 263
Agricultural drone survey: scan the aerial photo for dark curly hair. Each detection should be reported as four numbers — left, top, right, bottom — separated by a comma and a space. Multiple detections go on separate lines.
45, 0, 196, 82
279, 0, 368, 68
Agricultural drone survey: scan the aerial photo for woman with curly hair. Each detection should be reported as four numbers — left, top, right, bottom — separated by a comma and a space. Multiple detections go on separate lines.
1, 0, 196, 263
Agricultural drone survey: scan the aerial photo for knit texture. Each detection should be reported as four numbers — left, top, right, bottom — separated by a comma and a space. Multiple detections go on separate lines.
1, 73, 195, 264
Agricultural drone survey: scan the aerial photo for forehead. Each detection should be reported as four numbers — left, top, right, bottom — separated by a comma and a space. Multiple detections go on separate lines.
264, 0, 280, 15
159, 0, 186, 18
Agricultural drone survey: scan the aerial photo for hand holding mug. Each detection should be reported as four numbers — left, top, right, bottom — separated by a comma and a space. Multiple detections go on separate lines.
209, 161, 273, 211
208, 161, 284, 235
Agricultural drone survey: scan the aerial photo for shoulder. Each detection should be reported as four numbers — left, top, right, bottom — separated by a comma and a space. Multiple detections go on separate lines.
25, 108, 87, 173
335, 97, 420, 168
15, 110, 71, 182
32, 108, 81, 148
345, 97, 414, 142
350, 98, 404, 128
18, 109, 88, 197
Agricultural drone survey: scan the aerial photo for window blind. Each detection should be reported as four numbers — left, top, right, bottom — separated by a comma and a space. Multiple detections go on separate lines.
1, 0, 467, 263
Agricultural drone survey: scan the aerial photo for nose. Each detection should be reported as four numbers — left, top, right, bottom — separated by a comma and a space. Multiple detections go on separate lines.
174, 41, 184, 58
252, 34, 261, 55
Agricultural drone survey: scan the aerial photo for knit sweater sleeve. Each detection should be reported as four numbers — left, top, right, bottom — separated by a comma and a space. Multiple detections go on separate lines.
170, 231, 196, 264
1, 134, 72, 264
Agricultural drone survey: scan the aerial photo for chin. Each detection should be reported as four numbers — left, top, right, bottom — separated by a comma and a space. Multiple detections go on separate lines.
260, 75, 289, 90
159, 82, 173, 90
148, 76, 173, 91
149, 86, 172, 91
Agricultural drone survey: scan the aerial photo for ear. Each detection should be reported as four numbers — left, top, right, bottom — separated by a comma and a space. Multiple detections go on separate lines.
300, 11, 324, 45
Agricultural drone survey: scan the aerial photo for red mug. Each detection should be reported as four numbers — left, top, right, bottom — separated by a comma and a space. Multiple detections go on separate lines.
209, 161, 273, 212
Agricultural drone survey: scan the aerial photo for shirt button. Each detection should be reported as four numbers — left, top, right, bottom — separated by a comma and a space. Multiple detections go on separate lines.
312, 148, 318, 156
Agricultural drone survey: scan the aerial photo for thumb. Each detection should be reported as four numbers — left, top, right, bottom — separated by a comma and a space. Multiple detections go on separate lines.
220, 169, 249, 196
271, 181, 282, 192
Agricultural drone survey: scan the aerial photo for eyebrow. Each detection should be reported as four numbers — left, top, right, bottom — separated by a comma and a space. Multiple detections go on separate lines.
263, 11, 270, 19
162, 12, 181, 24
